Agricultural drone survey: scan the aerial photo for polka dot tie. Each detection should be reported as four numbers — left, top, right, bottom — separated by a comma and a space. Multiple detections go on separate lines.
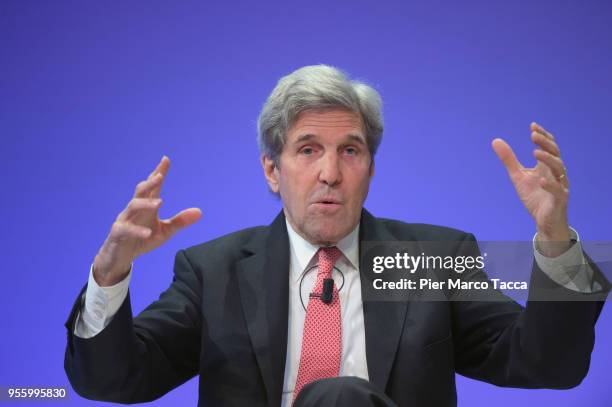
292, 246, 343, 403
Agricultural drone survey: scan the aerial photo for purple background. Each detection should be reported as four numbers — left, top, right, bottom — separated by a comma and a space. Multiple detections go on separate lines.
1, 1, 610, 405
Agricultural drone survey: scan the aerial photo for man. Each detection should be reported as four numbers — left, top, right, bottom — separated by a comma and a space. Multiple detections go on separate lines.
64, 65, 609, 406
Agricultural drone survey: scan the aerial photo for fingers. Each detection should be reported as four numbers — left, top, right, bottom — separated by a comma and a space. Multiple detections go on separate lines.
120, 157, 199, 245
531, 121, 569, 186
533, 149, 566, 178
161, 208, 202, 236
533, 150, 570, 191
147, 155, 171, 180
531, 131, 560, 157
133, 156, 170, 199
492, 138, 522, 175
118, 197, 163, 222
531, 122, 555, 141
148, 156, 170, 198
134, 173, 164, 198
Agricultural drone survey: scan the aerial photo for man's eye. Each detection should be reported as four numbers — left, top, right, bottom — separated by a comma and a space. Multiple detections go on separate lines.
345, 147, 358, 155
301, 147, 314, 155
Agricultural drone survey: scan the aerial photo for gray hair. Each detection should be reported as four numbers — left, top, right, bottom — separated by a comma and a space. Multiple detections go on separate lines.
257, 64, 384, 164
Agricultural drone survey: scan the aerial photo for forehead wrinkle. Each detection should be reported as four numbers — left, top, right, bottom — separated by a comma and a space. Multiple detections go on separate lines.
293, 132, 366, 145
296, 124, 361, 129
292, 119, 364, 133
298, 117, 362, 124
297, 118, 361, 124
289, 111, 366, 143
295, 110, 363, 125
299, 115, 360, 121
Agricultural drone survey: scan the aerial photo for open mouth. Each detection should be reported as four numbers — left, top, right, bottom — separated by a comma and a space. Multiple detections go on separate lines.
312, 199, 342, 210
314, 198, 342, 205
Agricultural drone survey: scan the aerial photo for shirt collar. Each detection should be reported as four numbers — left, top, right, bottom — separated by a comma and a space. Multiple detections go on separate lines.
285, 218, 360, 283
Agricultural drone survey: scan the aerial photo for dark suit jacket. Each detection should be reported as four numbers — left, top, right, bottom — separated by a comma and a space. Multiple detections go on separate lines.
64, 209, 609, 406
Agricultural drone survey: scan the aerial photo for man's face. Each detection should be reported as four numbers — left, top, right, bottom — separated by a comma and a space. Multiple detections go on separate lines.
262, 108, 374, 245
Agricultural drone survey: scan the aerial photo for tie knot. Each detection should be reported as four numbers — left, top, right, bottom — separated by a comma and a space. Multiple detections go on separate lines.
317, 246, 343, 278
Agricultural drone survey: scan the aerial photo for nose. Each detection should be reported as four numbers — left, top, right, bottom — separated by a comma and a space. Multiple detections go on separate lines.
318, 151, 342, 186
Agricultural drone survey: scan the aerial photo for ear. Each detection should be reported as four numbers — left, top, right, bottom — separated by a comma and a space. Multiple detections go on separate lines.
261, 154, 280, 193
368, 158, 375, 179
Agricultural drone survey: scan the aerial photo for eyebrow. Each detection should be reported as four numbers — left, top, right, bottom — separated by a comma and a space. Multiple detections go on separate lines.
294, 133, 367, 146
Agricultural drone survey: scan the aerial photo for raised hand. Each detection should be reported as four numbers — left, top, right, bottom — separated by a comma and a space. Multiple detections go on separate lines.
93, 156, 202, 286
492, 123, 571, 256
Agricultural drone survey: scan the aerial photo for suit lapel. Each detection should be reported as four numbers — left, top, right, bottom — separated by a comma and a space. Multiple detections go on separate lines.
359, 209, 411, 392
236, 211, 289, 407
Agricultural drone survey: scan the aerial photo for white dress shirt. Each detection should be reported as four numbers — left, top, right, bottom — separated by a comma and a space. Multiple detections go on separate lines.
74, 223, 598, 404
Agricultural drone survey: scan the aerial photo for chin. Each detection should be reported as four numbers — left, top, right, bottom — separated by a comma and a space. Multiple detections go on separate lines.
306, 225, 349, 246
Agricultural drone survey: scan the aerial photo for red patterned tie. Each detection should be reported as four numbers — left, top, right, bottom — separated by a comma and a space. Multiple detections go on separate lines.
293, 246, 343, 402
